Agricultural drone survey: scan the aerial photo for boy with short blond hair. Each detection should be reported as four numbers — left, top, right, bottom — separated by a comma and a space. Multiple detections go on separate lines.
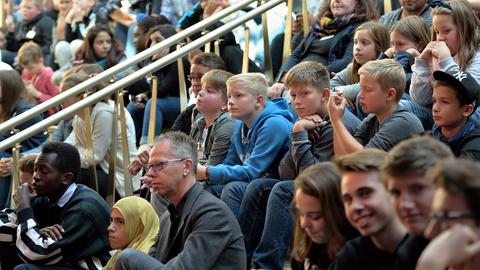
431, 69, 480, 160
18, 41, 59, 115
196, 73, 294, 217
328, 59, 424, 155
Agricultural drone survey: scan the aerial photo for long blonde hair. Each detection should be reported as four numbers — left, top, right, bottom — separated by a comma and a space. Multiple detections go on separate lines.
431, 0, 480, 69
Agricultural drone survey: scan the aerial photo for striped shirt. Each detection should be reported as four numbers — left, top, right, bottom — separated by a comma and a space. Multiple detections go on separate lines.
0, 184, 111, 269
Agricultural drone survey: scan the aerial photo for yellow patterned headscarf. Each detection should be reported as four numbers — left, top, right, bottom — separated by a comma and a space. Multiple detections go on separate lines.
104, 196, 160, 270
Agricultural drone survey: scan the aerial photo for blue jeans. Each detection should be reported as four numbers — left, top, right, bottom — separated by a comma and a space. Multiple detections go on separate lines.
140, 97, 181, 145
239, 179, 294, 270
221, 181, 248, 218
205, 181, 248, 218
238, 179, 279, 258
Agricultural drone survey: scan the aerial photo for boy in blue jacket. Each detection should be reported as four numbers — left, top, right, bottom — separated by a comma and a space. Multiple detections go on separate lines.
196, 73, 294, 216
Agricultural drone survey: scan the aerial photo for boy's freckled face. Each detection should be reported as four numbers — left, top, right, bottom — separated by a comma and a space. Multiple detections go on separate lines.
432, 85, 467, 128
358, 75, 389, 114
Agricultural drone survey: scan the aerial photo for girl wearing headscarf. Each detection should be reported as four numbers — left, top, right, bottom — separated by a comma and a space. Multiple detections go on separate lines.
104, 197, 160, 270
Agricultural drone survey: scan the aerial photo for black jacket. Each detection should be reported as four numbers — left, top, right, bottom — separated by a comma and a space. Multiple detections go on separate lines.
283, 20, 362, 73
171, 104, 199, 135
449, 127, 480, 160
6, 12, 55, 56
65, 9, 109, 42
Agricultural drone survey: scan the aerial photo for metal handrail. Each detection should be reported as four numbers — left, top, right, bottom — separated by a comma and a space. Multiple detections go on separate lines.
0, 0, 285, 151
0, 0, 257, 134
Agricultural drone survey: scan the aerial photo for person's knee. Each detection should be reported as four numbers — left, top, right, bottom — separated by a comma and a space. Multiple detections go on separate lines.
115, 248, 140, 268
271, 181, 294, 201
243, 178, 278, 201
222, 181, 247, 198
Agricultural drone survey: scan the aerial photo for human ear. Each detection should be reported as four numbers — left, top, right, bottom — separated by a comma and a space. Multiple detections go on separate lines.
386, 87, 397, 102
256, 95, 265, 106
321, 88, 330, 102
183, 159, 194, 176
463, 104, 475, 118
62, 172, 74, 185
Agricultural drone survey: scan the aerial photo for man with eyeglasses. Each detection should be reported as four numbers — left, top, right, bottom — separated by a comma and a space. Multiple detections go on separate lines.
115, 131, 246, 270
381, 136, 454, 269
128, 53, 226, 216
416, 158, 480, 270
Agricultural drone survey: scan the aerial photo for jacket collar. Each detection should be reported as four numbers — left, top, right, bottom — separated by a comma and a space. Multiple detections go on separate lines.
24, 12, 44, 27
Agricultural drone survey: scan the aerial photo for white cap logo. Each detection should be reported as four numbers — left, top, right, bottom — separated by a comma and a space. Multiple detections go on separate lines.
453, 70, 468, 82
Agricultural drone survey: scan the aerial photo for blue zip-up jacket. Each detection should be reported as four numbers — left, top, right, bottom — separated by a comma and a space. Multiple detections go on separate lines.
208, 98, 294, 185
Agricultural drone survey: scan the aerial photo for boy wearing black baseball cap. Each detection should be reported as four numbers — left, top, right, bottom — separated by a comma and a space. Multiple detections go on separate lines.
431, 69, 480, 160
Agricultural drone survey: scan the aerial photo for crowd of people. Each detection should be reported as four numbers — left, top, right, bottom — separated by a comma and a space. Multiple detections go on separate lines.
1, 0, 480, 269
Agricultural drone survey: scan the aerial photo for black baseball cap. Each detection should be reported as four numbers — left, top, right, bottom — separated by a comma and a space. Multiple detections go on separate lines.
433, 69, 480, 108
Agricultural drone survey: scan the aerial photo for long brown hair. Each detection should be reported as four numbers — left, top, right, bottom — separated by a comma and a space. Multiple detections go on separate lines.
348, 21, 390, 84
0, 70, 26, 122
292, 162, 357, 261
431, 0, 480, 70
76, 24, 124, 69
